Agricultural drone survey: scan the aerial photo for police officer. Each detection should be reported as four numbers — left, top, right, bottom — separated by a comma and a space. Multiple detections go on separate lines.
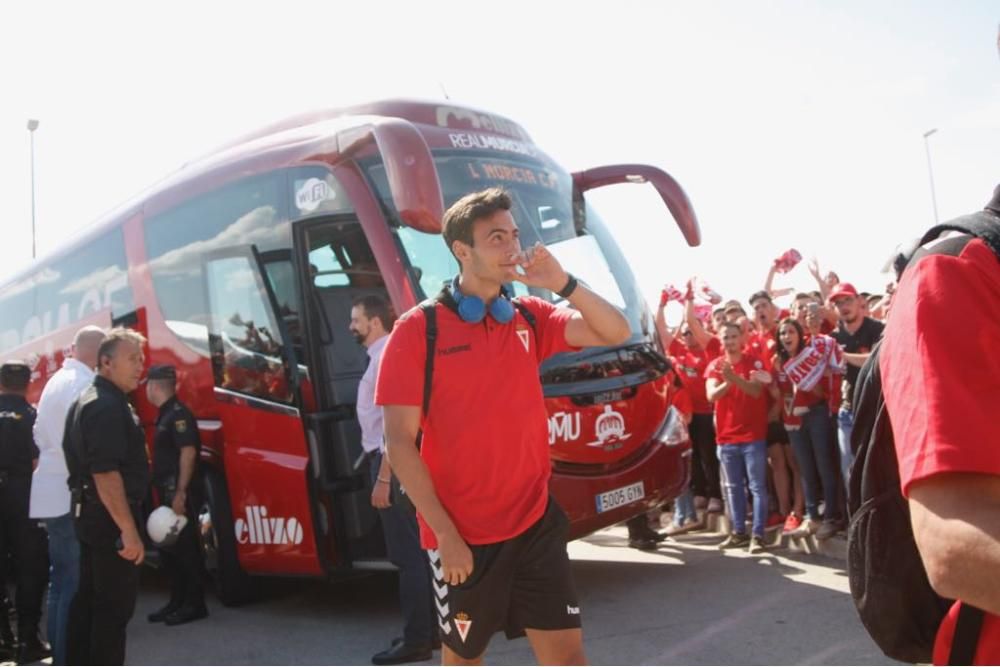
145, 364, 207, 626
63, 328, 149, 665
0, 361, 51, 664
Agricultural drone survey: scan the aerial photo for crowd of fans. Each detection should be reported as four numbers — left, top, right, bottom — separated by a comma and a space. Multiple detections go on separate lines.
640, 250, 891, 552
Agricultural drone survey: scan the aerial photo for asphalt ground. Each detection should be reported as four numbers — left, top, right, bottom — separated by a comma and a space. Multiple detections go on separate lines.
112, 524, 901, 665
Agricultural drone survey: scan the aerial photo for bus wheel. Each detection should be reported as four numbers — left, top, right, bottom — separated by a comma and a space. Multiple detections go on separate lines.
199, 468, 257, 606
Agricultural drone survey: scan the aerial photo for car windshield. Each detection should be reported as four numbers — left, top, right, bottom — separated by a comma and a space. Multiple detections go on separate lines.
363, 152, 648, 338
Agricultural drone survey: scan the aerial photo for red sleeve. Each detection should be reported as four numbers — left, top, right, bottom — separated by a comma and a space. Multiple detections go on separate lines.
671, 383, 694, 422
705, 337, 722, 360
518, 297, 578, 362
668, 339, 685, 357
704, 357, 723, 382
881, 239, 1000, 497
374, 307, 427, 407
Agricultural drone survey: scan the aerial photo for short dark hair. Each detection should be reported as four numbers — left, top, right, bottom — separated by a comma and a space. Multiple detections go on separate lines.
352, 295, 395, 331
441, 187, 512, 260
793, 292, 812, 303
720, 321, 742, 336
749, 290, 772, 306
0, 362, 30, 392
97, 328, 147, 368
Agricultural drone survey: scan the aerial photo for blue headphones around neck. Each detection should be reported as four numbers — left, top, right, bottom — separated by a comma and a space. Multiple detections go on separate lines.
450, 275, 515, 324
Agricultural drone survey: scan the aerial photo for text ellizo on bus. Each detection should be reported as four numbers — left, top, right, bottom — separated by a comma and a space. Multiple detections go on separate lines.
0, 100, 701, 604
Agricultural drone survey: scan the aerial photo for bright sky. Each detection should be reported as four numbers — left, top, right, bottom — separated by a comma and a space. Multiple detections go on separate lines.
2, 1, 998, 315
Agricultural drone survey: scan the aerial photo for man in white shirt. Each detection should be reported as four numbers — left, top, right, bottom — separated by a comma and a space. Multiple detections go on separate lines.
350, 296, 436, 666
30, 325, 105, 666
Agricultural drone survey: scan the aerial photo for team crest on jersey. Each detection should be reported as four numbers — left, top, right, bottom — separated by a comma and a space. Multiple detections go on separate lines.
454, 612, 472, 643
175, 419, 187, 433
516, 328, 530, 353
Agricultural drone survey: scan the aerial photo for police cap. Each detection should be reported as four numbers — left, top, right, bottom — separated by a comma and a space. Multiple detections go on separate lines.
0, 361, 31, 388
147, 364, 177, 382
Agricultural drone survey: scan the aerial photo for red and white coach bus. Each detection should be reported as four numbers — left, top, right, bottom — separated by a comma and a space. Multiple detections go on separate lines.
0, 100, 700, 603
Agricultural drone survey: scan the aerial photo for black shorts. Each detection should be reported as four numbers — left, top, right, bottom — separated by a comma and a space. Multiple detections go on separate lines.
766, 420, 790, 447
428, 497, 581, 660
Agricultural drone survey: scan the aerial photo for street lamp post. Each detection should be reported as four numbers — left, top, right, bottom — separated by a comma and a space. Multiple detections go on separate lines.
27, 119, 39, 259
923, 128, 939, 225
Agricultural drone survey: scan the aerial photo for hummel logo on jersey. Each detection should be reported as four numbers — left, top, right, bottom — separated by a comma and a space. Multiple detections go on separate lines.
438, 344, 472, 356
567, 605, 580, 615
234, 506, 304, 545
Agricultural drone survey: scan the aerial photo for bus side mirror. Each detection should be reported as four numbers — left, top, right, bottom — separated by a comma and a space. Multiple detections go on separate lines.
337, 117, 444, 234
572, 164, 701, 247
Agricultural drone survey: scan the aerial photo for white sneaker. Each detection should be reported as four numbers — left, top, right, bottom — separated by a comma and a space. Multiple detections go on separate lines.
792, 518, 820, 537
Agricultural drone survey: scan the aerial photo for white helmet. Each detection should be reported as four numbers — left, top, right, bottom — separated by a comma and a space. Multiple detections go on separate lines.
146, 506, 189, 546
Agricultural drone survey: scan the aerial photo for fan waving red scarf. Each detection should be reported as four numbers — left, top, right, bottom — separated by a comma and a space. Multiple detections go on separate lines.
783, 334, 845, 392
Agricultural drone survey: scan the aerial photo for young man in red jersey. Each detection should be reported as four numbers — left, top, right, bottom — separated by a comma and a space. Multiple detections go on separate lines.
882, 185, 1000, 664
376, 187, 629, 665
748, 290, 799, 533
705, 322, 771, 555
656, 297, 725, 515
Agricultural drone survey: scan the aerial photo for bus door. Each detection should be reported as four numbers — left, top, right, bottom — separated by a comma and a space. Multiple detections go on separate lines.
202, 246, 323, 576
292, 215, 390, 566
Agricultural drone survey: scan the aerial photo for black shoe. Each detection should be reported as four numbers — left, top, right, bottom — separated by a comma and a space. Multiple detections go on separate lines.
747, 535, 767, 555
148, 600, 183, 623
717, 532, 751, 550
164, 605, 209, 626
392, 635, 442, 651
628, 536, 659, 551
372, 641, 433, 665
16, 633, 52, 664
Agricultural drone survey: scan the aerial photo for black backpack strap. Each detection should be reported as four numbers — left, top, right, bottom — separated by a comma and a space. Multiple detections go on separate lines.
917, 210, 1000, 264
419, 300, 438, 418
949, 603, 985, 666
511, 298, 538, 340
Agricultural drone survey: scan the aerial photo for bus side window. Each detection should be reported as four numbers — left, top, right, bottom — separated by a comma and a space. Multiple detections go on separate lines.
205, 254, 292, 404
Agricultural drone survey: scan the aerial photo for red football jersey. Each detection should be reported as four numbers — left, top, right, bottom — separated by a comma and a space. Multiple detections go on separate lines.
375, 296, 575, 549
669, 337, 722, 415
881, 239, 1000, 664
705, 354, 769, 444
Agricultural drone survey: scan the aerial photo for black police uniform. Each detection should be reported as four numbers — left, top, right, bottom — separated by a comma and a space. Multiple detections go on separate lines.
149, 368, 206, 624
0, 366, 50, 661
63, 375, 149, 666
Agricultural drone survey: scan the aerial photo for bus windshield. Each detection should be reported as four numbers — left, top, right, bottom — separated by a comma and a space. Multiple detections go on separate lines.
364, 152, 648, 338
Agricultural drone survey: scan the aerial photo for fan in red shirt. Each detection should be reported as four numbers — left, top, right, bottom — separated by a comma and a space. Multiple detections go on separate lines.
881, 185, 1000, 665
656, 294, 725, 515
376, 187, 631, 665
747, 290, 800, 533
705, 322, 771, 554
770, 318, 839, 539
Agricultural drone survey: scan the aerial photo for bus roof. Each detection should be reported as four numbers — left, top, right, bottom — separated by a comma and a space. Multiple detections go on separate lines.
1, 98, 532, 292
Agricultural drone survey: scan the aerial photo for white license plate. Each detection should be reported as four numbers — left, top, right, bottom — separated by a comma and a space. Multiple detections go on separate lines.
595, 481, 645, 513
